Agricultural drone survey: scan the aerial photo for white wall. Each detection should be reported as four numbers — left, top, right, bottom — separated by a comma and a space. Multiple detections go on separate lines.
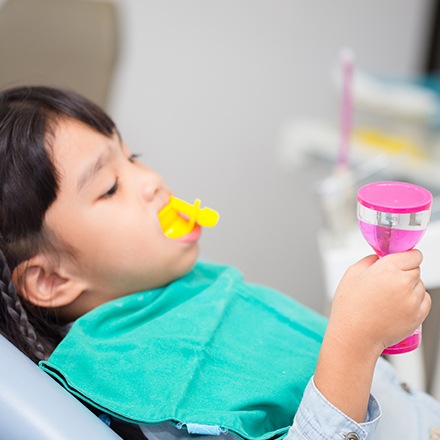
108, 0, 432, 312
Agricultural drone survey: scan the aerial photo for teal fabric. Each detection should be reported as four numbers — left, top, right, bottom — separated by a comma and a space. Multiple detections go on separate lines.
40, 262, 327, 440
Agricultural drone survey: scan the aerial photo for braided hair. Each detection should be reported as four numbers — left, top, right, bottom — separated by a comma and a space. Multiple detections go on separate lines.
0, 249, 46, 361
0, 86, 115, 363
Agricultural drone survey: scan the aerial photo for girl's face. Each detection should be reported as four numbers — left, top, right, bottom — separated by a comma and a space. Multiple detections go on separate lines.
44, 118, 200, 317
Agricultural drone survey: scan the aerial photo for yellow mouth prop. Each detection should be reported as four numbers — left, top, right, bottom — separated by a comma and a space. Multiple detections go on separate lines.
158, 196, 220, 239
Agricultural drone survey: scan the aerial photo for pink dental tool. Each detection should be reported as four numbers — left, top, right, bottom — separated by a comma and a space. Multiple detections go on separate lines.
357, 181, 432, 354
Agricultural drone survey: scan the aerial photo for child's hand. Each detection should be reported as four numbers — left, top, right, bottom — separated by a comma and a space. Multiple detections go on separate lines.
327, 249, 431, 359
314, 250, 430, 422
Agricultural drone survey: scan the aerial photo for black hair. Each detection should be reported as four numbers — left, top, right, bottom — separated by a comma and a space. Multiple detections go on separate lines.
0, 86, 115, 363
0, 86, 149, 440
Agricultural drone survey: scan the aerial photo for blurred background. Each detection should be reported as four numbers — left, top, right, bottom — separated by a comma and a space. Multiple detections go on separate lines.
3, 0, 440, 390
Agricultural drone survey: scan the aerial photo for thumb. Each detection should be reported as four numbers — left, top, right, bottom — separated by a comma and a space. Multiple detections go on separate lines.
350, 254, 379, 273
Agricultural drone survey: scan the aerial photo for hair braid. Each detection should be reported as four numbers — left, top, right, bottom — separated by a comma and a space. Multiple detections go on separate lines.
0, 249, 46, 362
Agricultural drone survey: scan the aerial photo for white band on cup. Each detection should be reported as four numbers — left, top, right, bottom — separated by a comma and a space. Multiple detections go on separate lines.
357, 204, 431, 230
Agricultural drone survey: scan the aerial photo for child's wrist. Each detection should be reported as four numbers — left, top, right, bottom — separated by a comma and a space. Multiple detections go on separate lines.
324, 324, 384, 363
315, 330, 379, 423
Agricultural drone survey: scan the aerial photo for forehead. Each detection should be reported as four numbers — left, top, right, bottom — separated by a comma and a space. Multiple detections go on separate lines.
51, 118, 109, 159
50, 118, 116, 179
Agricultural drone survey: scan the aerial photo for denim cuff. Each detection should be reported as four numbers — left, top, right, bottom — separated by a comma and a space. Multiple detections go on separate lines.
286, 376, 381, 439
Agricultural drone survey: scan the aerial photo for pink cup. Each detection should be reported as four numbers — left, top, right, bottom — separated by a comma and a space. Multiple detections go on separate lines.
357, 181, 432, 354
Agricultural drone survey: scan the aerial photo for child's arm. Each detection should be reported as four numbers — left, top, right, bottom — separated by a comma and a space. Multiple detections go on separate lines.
314, 249, 431, 423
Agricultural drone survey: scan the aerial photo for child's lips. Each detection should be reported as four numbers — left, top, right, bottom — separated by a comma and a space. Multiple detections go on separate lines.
175, 224, 202, 243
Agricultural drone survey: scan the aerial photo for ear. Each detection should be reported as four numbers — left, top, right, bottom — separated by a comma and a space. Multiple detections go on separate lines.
12, 255, 85, 309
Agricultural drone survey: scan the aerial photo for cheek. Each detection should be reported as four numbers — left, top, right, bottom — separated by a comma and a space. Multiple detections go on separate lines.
98, 224, 167, 265
57, 217, 132, 267
49, 202, 173, 269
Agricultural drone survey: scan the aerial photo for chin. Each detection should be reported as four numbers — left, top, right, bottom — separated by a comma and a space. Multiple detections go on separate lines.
177, 247, 200, 277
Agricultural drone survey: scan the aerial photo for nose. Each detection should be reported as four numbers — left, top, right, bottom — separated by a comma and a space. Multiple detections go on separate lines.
139, 166, 166, 202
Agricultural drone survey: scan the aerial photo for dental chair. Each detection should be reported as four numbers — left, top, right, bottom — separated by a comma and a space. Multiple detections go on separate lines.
0, 334, 122, 439
0, 0, 118, 109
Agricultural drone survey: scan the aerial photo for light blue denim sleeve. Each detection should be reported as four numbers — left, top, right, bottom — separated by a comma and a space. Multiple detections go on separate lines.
285, 376, 381, 440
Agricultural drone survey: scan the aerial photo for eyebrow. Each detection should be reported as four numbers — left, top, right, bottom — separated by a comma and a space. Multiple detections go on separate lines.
77, 146, 112, 193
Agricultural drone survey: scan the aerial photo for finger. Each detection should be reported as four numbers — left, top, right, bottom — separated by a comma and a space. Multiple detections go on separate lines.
414, 279, 426, 299
382, 249, 423, 271
405, 266, 421, 286
419, 290, 432, 322
351, 254, 378, 271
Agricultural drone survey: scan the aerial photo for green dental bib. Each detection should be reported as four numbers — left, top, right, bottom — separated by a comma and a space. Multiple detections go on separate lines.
40, 262, 326, 440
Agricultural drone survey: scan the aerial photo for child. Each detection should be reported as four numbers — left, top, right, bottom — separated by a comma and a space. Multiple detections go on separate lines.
0, 85, 439, 440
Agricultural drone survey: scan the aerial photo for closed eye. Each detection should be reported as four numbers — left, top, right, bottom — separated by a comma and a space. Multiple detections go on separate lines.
99, 153, 140, 199
128, 153, 141, 163
101, 178, 119, 199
